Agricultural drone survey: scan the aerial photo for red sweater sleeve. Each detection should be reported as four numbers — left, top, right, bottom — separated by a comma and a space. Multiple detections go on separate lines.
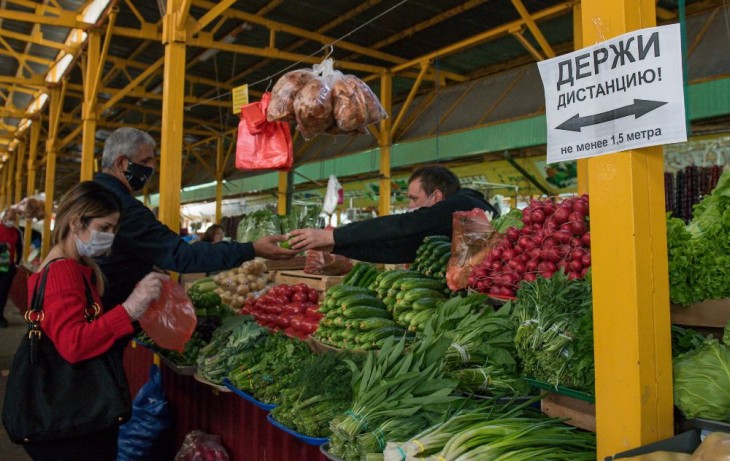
28, 259, 134, 364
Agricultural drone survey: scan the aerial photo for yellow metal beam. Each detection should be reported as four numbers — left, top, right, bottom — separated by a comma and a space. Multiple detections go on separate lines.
510, 0, 556, 58
41, 83, 65, 259
510, 28, 545, 61
23, 121, 39, 261
157, 0, 187, 235
190, 0, 237, 35
215, 137, 223, 223
177, 0, 193, 32
0, 28, 74, 53
581, 1, 673, 459
378, 72, 392, 217
573, 2, 588, 195
277, 171, 287, 215
14, 141, 26, 203
193, 0, 406, 67
390, 61, 429, 138
81, 29, 101, 181
101, 57, 165, 111
0, 7, 89, 29
391, 1, 572, 74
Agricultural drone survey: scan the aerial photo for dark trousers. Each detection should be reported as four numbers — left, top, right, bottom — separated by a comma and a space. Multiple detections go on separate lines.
22, 426, 119, 461
0, 264, 16, 319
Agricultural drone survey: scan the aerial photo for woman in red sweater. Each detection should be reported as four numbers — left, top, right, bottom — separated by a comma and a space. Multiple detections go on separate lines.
21, 181, 167, 461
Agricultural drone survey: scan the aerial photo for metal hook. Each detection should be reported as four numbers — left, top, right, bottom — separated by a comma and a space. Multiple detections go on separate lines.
265, 78, 273, 92
323, 45, 334, 60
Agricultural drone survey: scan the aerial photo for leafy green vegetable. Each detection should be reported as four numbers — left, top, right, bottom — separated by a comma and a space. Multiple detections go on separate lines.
667, 171, 730, 305
491, 209, 523, 233
673, 336, 730, 421
511, 271, 595, 393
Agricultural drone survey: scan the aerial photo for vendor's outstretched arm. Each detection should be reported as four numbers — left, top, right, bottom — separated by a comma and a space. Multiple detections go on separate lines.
288, 228, 335, 252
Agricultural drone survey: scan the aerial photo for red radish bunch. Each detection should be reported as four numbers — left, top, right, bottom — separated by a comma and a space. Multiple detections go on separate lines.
468, 194, 591, 298
241, 282, 322, 339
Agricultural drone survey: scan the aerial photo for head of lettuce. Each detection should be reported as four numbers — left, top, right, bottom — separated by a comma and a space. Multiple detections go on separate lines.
673, 320, 730, 422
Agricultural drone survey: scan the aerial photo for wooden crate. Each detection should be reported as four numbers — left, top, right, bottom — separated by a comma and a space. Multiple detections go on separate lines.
264, 255, 307, 271
541, 392, 596, 432
670, 298, 730, 328
275, 270, 345, 292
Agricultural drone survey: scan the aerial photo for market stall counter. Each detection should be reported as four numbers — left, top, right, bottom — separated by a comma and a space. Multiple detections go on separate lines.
124, 342, 327, 461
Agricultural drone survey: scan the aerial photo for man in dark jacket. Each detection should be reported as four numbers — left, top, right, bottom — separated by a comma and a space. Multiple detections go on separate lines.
288, 166, 498, 263
94, 127, 298, 308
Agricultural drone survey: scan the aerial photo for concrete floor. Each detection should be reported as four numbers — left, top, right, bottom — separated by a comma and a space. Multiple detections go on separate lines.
0, 301, 34, 461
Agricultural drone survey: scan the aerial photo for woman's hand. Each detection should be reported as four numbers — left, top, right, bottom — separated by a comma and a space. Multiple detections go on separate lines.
122, 272, 169, 320
287, 229, 335, 252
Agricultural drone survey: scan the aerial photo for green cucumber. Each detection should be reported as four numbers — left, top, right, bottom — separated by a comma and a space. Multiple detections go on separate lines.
341, 306, 391, 319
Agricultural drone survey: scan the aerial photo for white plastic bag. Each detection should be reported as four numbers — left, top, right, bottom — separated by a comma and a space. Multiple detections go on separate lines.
323, 175, 342, 215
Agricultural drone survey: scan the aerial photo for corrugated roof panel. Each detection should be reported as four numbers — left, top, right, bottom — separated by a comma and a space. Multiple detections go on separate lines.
438, 71, 518, 131
398, 84, 465, 139
687, 10, 730, 80
483, 66, 544, 123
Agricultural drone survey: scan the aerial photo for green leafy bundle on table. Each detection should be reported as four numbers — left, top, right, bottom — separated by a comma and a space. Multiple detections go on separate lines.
196, 316, 268, 384
667, 170, 730, 305
328, 330, 464, 460
511, 270, 595, 393
226, 333, 312, 405
270, 352, 363, 438
383, 398, 595, 461
427, 294, 527, 397
490, 208, 524, 233
134, 330, 207, 367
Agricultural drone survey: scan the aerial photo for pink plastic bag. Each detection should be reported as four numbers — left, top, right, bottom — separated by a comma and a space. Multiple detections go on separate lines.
235, 92, 293, 171
138, 279, 197, 352
174, 430, 230, 461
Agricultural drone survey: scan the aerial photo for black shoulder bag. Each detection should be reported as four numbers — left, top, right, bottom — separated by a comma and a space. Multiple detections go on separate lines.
2, 260, 131, 445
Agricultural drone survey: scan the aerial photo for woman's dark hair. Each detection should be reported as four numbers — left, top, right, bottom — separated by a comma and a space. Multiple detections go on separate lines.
408, 166, 461, 197
201, 224, 224, 242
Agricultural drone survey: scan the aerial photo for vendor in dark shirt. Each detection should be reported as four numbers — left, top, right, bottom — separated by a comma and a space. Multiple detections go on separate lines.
288, 166, 498, 263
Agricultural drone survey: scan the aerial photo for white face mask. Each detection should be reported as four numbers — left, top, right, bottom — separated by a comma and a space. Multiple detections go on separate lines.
76, 230, 115, 257
408, 192, 435, 211
3, 220, 14, 227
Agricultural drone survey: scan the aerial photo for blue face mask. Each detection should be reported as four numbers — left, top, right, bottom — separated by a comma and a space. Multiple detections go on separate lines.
124, 159, 154, 191
76, 230, 115, 257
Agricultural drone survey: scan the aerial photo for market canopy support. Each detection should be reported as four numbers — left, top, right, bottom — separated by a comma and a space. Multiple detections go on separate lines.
582, 0, 674, 458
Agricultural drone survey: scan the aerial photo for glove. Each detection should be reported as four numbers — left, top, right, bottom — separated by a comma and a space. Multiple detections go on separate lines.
122, 272, 168, 320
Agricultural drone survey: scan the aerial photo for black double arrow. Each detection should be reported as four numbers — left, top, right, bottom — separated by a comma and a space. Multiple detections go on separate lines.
556, 99, 667, 132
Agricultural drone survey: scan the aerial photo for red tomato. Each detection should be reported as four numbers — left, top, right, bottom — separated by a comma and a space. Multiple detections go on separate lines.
305, 306, 321, 319
294, 282, 309, 293
307, 290, 319, 303
292, 292, 309, 303
283, 285, 295, 300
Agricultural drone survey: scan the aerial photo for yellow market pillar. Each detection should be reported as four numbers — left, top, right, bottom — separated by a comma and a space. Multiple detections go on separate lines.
573, 3, 589, 195
215, 137, 224, 224
23, 121, 40, 262
41, 86, 64, 259
80, 29, 101, 181
157, 0, 188, 234
277, 172, 288, 216
378, 73, 393, 217
1, 162, 8, 210
14, 141, 26, 204
581, 1, 673, 458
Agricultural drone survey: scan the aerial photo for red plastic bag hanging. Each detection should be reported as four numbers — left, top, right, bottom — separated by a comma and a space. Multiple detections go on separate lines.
235, 92, 293, 171
138, 279, 197, 352
446, 208, 501, 292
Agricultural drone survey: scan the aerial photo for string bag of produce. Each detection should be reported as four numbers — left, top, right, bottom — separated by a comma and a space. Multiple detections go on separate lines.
267, 58, 387, 139
139, 279, 197, 352
235, 91, 293, 171
673, 319, 730, 422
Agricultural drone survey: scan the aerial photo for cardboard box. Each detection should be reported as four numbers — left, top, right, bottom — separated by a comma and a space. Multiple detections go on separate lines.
541, 392, 596, 432
606, 429, 701, 460
275, 270, 345, 292
670, 298, 730, 328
